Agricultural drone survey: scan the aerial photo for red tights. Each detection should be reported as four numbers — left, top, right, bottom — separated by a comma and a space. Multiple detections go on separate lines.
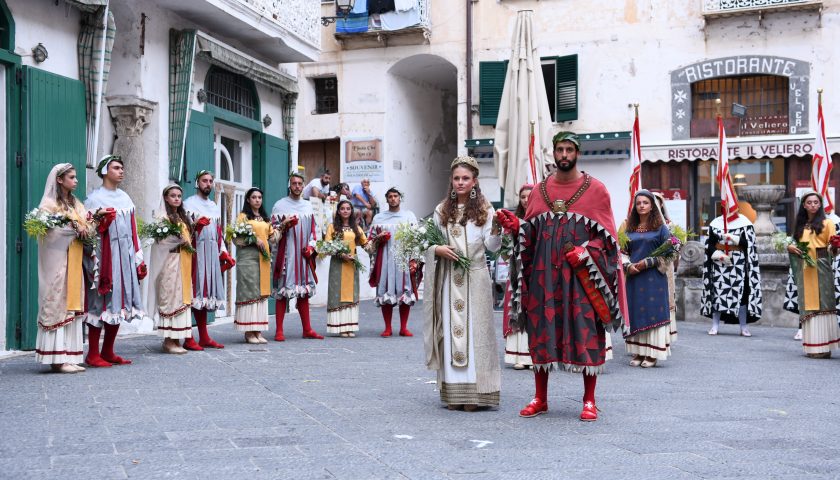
380, 304, 412, 337
533, 369, 597, 404
275, 298, 323, 340
86, 323, 131, 367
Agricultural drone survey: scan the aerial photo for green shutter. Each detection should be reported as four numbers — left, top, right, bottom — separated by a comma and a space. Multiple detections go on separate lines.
180, 109, 215, 194
182, 110, 215, 325
20, 67, 87, 349
555, 54, 578, 122
479, 61, 508, 126
254, 133, 289, 316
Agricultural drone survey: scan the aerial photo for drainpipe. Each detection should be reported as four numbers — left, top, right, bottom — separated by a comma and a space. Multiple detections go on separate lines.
465, 0, 474, 140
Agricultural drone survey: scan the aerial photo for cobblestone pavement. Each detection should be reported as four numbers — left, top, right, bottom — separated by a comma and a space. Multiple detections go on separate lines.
1, 301, 839, 479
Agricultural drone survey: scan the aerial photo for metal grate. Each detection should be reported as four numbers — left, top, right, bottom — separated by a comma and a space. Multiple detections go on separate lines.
206, 69, 258, 120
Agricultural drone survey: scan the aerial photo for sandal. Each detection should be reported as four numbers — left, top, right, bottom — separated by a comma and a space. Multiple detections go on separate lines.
519, 398, 548, 418
629, 355, 643, 367
640, 357, 657, 368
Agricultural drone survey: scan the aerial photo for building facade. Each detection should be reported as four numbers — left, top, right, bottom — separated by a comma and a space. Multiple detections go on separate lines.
299, 0, 839, 233
1, 0, 319, 351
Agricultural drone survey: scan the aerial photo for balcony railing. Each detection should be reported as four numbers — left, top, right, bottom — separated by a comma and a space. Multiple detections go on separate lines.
703, 0, 822, 14
334, 0, 430, 41
239, 0, 321, 49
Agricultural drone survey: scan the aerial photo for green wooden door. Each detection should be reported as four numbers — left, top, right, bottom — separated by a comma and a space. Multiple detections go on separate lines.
255, 133, 289, 316
18, 67, 87, 349
180, 110, 215, 193
182, 110, 217, 323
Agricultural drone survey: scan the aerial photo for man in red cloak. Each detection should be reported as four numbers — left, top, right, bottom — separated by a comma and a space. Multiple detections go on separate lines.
497, 131, 629, 421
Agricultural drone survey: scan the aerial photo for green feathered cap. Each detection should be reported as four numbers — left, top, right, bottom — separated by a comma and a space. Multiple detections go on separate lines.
552, 131, 581, 150
96, 155, 123, 178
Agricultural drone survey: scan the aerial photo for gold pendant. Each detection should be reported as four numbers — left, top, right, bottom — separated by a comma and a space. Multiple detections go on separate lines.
552, 200, 567, 214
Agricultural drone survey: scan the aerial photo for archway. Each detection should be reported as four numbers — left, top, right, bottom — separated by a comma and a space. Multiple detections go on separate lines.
386, 54, 458, 218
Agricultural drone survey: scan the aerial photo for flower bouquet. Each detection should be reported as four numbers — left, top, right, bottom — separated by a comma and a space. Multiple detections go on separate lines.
225, 221, 268, 260
139, 218, 195, 254
648, 235, 683, 262
394, 218, 471, 271
617, 230, 630, 252
772, 232, 815, 267
315, 238, 365, 272
23, 208, 70, 238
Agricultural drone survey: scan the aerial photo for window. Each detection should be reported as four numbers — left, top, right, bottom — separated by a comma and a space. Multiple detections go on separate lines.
205, 67, 259, 120
314, 76, 338, 114
691, 75, 789, 138
479, 54, 578, 126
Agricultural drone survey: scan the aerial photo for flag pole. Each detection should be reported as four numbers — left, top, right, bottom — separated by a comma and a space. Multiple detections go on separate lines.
716, 98, 730, 255
628, 103, 641, 215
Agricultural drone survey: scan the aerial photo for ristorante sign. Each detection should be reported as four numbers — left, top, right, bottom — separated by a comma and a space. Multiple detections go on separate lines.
670, 55, 810, 140
643, 137, 830, 163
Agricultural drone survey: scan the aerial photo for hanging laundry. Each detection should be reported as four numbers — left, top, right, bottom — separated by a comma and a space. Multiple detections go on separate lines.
368, 0, 396, 14
394, 0, 416, 12
337, 0, 369, 34
380, 4, 421, 31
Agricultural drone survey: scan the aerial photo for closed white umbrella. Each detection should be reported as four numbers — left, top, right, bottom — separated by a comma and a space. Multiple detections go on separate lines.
494, 10, 554, 208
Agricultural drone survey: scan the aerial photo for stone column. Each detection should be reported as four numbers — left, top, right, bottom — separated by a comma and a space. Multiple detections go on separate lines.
107, 95, 157, 219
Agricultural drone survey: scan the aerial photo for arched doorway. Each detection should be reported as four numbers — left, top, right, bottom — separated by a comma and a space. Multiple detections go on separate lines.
386, 54, 458, 218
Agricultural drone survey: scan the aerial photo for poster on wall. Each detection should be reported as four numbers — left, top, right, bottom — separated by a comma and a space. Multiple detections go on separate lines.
342, 138, 384, 182
650, 189, 688, 231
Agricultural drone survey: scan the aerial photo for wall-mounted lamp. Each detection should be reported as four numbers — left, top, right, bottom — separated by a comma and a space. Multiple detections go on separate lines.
196, 89, 207, 103
32, 43, 48, 63
263, 114, 272, 128
321, 0, 355, 26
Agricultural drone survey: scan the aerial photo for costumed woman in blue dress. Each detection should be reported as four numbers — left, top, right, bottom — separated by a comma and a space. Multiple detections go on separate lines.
623, 190, 674, 368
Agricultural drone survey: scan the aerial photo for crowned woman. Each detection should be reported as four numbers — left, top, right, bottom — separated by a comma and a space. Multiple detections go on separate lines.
146, 184, 194, 354
424, 156, 502, 412
35, 163, 92, 373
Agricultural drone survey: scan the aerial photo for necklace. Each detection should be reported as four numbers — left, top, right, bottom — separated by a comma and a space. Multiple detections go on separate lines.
635, 224, 650, 233
540, 173, 591, 214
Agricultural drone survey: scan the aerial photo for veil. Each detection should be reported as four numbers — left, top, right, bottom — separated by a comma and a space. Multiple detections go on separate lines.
146, 184, 186, 320
39, 163, 75, 210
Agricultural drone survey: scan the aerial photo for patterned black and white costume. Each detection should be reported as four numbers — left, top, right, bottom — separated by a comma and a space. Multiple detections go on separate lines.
700, 215, 762, 324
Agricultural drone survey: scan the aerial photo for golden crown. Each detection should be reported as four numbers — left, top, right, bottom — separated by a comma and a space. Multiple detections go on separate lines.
450, 155, 480, 171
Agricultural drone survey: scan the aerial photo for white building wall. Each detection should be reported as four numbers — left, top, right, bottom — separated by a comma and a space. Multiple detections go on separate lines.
9, 0, 80, 77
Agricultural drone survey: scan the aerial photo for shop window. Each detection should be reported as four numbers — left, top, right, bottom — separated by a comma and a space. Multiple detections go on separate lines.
479, 54, 578, 126
695, 157, 787, 237
314, 76, 338, 115
205, 67, 259, 120
691, 75, 789, 138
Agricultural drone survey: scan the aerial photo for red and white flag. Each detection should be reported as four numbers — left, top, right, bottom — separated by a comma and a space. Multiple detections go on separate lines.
811, 99, 833, 213
717, 117, 740, 222
628, 109, 642, 215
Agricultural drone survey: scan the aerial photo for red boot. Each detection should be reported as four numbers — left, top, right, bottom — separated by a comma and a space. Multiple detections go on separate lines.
381, 305, 394, 337
182, 337, 204, 351
297, 298, 323, 339
274, 299, 286, 341
580, 373, 598, 422
398, 304, 412, 336
84, 325, 112, 368
194, 309, 224, 348
101, 323, 132, 365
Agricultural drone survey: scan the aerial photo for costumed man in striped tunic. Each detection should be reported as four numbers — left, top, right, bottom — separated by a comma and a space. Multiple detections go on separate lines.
35, 163, 92, 373
701, 211, 762, 336
183, 170, 235, 350
783, 191, 840, 357
147, 184, 194, 354
499, 132, 628, 422
369, 187, 419, 337
83, 155, 146, 367
270, 172, 324, 341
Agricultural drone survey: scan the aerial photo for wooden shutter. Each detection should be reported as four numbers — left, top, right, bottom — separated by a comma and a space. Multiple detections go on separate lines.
555, 54, 578, 122
255, 133, 289, 316
479, 61, 508, 126
19, 67, 87, 349
180, 109, 215, 194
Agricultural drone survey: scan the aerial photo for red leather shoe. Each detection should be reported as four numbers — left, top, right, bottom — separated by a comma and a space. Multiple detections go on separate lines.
84, 355, 112, 368
519, 398, 548, 418
274, 332, 286, 342
303, 330, 324, 340
199, 338, 225, 349
399, 329, 413, 337
182, 338, 204, 351
580, 401, 598, 422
